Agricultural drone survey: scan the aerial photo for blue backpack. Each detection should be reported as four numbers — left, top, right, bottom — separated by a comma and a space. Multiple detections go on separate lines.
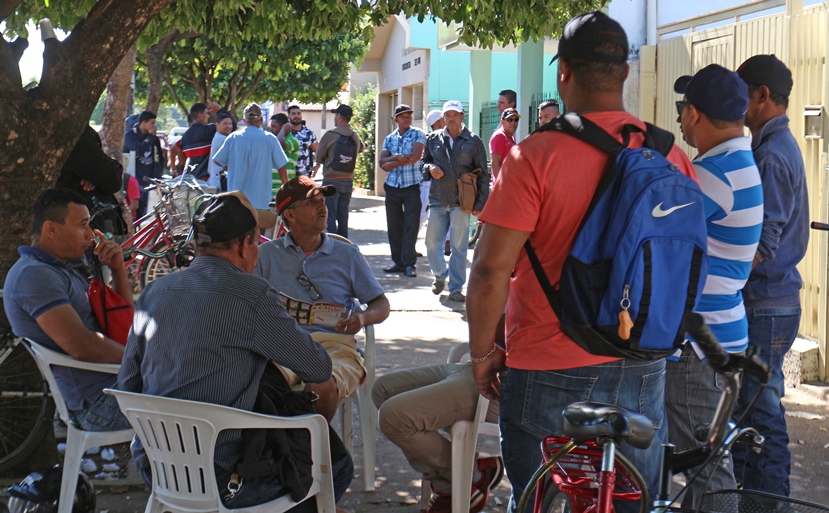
525, 114, 708, 360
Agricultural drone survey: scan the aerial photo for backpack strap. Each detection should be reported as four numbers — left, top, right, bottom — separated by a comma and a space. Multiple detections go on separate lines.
523, 240, 565, 320
643, 122, 675, 157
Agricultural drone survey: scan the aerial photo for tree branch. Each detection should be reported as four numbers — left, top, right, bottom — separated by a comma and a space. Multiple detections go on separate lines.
234, 69, 264, 113
163, 61, 188, 116
144, 29, 200, 112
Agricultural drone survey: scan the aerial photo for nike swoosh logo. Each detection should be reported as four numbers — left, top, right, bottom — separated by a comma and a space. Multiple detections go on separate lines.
652, 202, 695, 217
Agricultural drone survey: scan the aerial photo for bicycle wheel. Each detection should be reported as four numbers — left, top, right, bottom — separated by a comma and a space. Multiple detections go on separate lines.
138, 237, 191, 289
0, 335, 55, 473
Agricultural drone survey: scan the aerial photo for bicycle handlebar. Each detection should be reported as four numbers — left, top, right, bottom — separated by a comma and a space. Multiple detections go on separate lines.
811, 221, 829, 231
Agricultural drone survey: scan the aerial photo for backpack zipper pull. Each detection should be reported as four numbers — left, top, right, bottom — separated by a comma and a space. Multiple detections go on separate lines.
618, 284, 634, 340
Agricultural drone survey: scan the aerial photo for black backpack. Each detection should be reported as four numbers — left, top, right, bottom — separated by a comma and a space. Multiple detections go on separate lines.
328, 134, 358, 173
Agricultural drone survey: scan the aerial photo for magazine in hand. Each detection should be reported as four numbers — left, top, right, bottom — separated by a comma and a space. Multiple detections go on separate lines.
279, 293, 350, 327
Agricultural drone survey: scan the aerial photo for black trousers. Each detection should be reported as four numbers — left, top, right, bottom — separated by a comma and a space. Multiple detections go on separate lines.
384, 183, 422, 268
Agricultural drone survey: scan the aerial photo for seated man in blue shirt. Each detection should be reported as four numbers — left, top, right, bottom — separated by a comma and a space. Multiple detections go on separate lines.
257, 176, 391, 420
118, 191, 353, 510
3, 187, 133, 431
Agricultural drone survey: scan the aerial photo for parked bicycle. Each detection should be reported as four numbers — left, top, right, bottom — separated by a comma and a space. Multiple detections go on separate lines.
517, 312, 829, 513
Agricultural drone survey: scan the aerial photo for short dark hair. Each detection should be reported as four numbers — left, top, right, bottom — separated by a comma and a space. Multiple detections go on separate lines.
216, 112, 233, 123
287, 105, 301, 114
539, 100, 560, 111
271, 113, 289, 125
746, 84, 789, 109
706, 114, 746, 129
195, 226, 257, 251
32, 188, 87, 237
566, 43, 628, 94
190, 103, 208, 117
499, 89, 517, 105
138, 111, 156, 124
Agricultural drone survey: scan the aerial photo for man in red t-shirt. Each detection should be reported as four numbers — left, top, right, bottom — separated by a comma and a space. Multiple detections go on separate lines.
467, 12, 697, 513
489, 108, 520, 179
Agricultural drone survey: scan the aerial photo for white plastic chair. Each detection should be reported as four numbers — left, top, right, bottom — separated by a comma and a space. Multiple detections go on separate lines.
22, 339, 134, 513
420, 342, 502, 513
105, 389, 337, 513
326, 233, 378, 492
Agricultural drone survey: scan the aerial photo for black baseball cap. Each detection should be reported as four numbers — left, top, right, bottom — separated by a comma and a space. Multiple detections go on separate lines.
331, 104, 353, 118
275, 176, 336, 215
550, 12, 629, 64
737, 54, 793, 98
193, 191, 276, 243
674, 64, 748, 122
393, 104, 414, 117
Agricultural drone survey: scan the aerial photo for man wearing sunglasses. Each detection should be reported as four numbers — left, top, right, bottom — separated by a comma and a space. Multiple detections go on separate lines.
489, 108, 520, 180
256, 176, 391, 421
667, 64, 764, 509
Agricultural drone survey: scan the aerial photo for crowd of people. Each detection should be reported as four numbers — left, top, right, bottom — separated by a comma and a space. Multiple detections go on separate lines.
1, 9, 812, 513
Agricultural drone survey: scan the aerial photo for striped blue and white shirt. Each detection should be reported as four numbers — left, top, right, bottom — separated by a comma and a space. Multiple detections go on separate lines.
692, 136, 763, 354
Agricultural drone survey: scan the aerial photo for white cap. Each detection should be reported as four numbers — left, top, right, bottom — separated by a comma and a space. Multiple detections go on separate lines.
426, 109, 443, 127
442, 100, 464, 114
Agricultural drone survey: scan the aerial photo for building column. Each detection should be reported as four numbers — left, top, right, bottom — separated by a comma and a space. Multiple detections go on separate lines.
517, 40, 544, 140
469, 50, 492, 134
610, 0, 647, 116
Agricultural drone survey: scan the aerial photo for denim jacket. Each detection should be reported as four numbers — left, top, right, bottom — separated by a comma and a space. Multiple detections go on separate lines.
421, 125, 490, 211
743, 114, 810, 307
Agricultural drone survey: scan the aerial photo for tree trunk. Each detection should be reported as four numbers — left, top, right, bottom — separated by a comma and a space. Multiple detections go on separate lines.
145, 30, 199, 113
100, 44, 137, 162
0, 0, 173, 283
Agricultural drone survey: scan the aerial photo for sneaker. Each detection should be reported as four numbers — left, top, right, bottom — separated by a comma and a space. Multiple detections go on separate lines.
425, 491, 452, 513
478, 455, 505, 491
448, 291, 465, 302
432, 279, 446, 294
469, 469, 491, 513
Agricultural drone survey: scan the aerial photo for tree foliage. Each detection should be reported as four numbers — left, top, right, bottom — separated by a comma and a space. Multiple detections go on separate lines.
351, 84, 377, 190
136, 29, 367, 117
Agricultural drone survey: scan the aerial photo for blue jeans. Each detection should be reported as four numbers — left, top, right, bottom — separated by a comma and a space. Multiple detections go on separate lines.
71, 392, 132, 431
732, 305, 800, 497
666, 346, 736, 509
425, 205, 470, 292
500, 359, 668, 513
324, 180, 353, 238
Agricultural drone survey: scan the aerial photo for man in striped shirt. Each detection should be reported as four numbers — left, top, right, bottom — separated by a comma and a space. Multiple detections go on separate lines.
119, 191, 353, 509
667, 64, 763, 508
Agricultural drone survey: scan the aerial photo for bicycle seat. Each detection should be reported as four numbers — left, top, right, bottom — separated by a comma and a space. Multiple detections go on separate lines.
562, 402, 654, 449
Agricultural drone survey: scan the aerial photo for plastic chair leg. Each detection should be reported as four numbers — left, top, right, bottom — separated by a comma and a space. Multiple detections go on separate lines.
450, 420, 478, 513
421, 478, 433, 511
356, 387, 377, 492
58, 427, 84, 513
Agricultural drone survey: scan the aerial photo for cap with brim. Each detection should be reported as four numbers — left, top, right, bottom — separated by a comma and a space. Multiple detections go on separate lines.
244, 103, 263, 122
426, 109, 443, 127
737, 54, 793, 98
442, 100, 464, 114
501, 108, 521, 120
275, 176, 336, 215
674, 64, 748, 122
549, 11, 629, 65
193, 191, 276, 243
331, 104, 353, 117
394, 104, 413, 117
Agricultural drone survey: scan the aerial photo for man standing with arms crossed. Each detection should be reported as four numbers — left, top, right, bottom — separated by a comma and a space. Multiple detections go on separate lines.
466, 13, 697, 512
379, 104, 426, 278
731, 54, 810, 497
287, 105, 318, 178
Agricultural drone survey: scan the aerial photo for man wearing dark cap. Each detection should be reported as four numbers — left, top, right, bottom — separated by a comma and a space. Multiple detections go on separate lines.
379, 104, 427, 277
466, 13, 698, 512
668, 64, 763, 508
258, 177, 390, 421
119, 190, 354, 510
732, 54, 809, 497
123, 110, 164, 217
213, 103, 289, 211
314, 104, 362, 237
489, 107, 520, 179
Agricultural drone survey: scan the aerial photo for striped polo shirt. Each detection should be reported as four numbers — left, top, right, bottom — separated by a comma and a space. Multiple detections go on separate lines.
692, 136, 763, 354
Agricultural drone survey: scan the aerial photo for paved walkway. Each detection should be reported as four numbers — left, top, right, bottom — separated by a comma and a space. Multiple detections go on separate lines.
4, 192, 828, 512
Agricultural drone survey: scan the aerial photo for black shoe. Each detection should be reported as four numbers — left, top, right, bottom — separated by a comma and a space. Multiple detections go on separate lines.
404, 266, 417, 277
444, 241, 451, 256
416, 252, 424, 257
383, 265, 405, 273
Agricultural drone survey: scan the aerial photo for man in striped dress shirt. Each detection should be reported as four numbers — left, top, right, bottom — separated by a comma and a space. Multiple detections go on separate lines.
119, 191, 353, 510
667, 64, 764, 508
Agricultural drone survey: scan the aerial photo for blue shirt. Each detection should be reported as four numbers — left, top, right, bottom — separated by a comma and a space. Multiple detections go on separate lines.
118, 256, 331, 470
213, 126, 288, 209
382, 127, 427, 188
3, 246, 114, 411
743, 114, 810, 308
693, 137, 763, 353
254, 233, 386, 333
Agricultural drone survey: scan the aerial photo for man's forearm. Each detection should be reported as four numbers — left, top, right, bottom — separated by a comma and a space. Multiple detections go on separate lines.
467, 261, 511, 357
110, 266, 135, 307
361, 296, 390, 326
278, 166, 288, 184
